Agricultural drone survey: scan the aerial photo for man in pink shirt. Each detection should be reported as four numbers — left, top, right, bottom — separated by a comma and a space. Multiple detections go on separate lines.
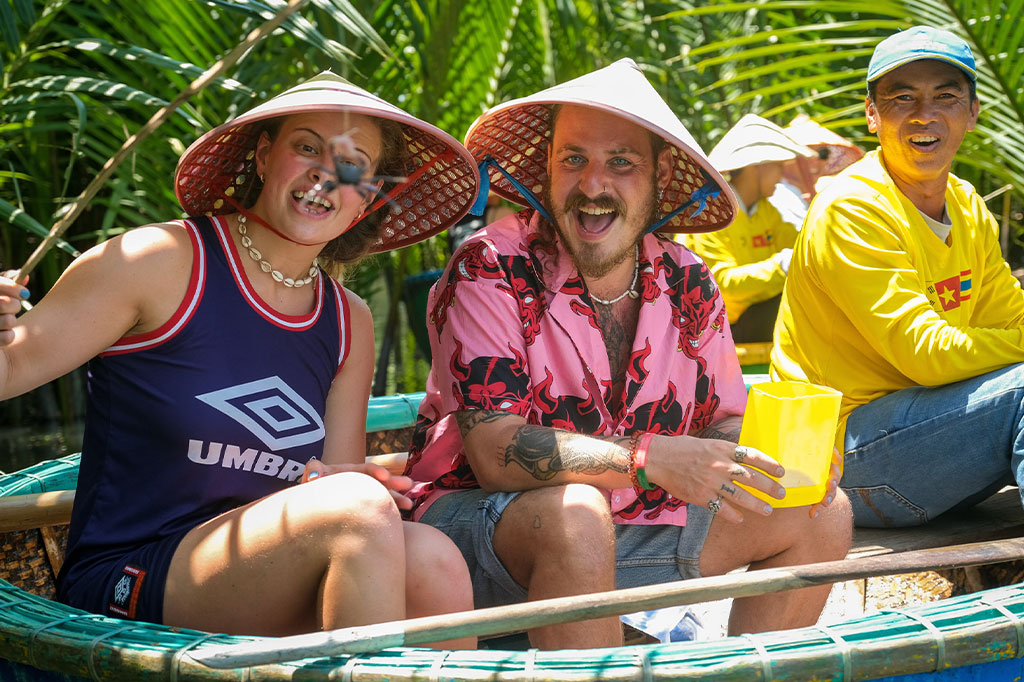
404, 59, 851, 649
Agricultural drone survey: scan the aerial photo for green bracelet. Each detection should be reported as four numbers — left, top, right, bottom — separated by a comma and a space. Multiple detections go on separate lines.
634, 432, 656, 491
635, 465, 655, 491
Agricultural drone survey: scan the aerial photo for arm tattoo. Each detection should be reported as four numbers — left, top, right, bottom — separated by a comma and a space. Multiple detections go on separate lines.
504, 425, 630, 481
454, 409, 510, 437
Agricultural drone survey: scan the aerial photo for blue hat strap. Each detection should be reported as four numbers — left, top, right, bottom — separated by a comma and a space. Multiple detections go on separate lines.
647, 172, 721, 233
470, 156, 553, 223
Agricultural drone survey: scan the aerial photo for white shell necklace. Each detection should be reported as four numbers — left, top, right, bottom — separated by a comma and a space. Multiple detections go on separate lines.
590, 245, 640, 306
237, 214, 319, 288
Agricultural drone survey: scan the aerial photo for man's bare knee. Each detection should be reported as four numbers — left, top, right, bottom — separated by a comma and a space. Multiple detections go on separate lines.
511, 484, 611, 543
494, 484, 613, 585
814, 488, 854, 557
702, 488, 854, 577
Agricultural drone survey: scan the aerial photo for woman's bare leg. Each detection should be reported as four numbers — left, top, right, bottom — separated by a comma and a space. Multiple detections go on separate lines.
163, 472, 406, 636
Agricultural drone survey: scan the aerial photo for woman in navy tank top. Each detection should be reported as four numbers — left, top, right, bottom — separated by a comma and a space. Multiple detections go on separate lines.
0, 72, 480, 645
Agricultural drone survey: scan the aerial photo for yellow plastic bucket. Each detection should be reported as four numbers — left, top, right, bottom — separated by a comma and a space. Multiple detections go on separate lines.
737, 381, 842, 508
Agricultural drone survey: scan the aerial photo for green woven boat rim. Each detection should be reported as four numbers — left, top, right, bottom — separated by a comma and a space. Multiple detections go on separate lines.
4, 458, 1024, 680
0, 453, 80, 495
2, 569, 1024, 680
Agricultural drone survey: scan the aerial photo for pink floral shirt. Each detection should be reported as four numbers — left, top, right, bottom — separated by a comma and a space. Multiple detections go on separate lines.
405, 210, 747, 525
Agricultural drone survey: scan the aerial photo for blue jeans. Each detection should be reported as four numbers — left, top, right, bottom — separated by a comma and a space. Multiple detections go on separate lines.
842, 363, 1024, 527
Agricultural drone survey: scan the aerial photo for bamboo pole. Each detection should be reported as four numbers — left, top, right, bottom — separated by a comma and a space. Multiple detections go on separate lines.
191, 536, 1024, 669
12, 0, 310, 282
0, 490, 75, 533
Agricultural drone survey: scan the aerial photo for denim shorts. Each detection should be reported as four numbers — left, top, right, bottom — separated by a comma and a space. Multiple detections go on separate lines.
419, 488, 714, 608
57, 529, 191, 624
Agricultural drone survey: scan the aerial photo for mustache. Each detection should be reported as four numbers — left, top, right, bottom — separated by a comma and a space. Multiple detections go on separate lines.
563, 192, 623, 214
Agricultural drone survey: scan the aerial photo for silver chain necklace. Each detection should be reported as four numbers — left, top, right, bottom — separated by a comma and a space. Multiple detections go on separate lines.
237, 214, 319, 288
590, 245, 640, 306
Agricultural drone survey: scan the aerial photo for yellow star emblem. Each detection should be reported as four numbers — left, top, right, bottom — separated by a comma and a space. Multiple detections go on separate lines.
939, 287, 956, 306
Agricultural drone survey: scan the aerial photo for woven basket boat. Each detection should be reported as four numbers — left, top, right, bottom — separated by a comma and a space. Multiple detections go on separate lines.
3, 390, 1024, 681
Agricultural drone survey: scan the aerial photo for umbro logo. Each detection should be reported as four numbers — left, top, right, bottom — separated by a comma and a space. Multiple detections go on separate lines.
108, 565, 145, 619
196, 376, 325, 450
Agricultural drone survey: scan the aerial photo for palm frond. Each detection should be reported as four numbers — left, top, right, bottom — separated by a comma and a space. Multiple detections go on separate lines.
671, 0, 1024, 199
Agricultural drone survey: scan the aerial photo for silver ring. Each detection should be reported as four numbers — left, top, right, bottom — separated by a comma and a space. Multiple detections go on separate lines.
734, 445, 748, 464
708, 497, 722, 515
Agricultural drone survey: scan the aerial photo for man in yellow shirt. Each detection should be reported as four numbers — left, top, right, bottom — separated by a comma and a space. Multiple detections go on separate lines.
773, 26, 1024, 527
684, 115, 813, 342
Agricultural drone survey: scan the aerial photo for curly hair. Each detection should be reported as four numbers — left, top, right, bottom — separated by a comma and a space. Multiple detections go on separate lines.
248, 115, 408, 275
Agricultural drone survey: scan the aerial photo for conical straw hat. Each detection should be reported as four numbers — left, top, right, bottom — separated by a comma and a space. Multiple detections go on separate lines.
175, 72, 479, 253
708, 114, 814, 173
785, 114, 864, 177
464, 58, 736, 234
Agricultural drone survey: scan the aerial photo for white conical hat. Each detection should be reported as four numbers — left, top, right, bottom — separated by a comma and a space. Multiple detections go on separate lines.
464, 58, 736, 234
175, 72, 478, 253
708, 114, 814, 173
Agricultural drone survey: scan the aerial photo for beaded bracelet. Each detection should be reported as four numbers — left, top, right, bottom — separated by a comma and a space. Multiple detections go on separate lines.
625, 431, 642, 492
634, 432, 657, 490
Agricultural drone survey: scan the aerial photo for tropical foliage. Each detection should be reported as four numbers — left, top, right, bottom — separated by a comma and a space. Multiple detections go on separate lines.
659, 0, 1023, 241
1, 0, 1021, 433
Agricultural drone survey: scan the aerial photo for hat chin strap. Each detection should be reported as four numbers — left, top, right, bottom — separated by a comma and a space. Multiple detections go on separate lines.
471, 156, 721, 234
471, 156, 553, 223
223, 196, 330, 247
647, 171, 722, 233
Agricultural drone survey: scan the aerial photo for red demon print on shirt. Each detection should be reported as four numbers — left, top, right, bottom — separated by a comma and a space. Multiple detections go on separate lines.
533, 367, 602, 433
637, 259, 661, 304
431, 240, 506, 334
653, 255, 720, 359
495, 259, 546, 346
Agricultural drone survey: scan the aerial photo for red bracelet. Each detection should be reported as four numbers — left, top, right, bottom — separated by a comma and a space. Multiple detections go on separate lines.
625, 431, 642, 492
634, 432, 656, 490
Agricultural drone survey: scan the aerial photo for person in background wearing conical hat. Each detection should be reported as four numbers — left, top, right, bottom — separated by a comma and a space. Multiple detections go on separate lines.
773, 27, 1024, 528
403, 59, 852, 649
682, 114, 814, 343
768, 114, 865, 230
0, 72, 479, 642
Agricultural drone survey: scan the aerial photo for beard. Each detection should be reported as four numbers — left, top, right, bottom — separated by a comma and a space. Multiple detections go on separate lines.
543, 179, 660, 279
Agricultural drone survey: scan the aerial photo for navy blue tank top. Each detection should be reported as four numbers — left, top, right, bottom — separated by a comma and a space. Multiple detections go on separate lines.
58, 215, 351, 586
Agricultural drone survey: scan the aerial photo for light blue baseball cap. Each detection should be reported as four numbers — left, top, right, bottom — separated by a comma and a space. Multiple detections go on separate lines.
867, 26, 976, 84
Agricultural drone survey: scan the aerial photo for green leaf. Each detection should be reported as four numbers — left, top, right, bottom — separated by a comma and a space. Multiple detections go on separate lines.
47, 39, 254, 94
58, 91, 86, 199
0, 197, 79, 256
0, 0, 20, 52
11, 0, 32, 24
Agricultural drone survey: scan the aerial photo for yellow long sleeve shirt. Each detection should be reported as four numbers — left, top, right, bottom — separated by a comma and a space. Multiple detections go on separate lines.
772, 150, 1024, 447
683, 197, 796, 323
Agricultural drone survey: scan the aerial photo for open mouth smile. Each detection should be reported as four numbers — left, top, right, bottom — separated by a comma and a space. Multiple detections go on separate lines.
575, 205, 618, 237
292, 189, 334, 215
909, 134, 940, 151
